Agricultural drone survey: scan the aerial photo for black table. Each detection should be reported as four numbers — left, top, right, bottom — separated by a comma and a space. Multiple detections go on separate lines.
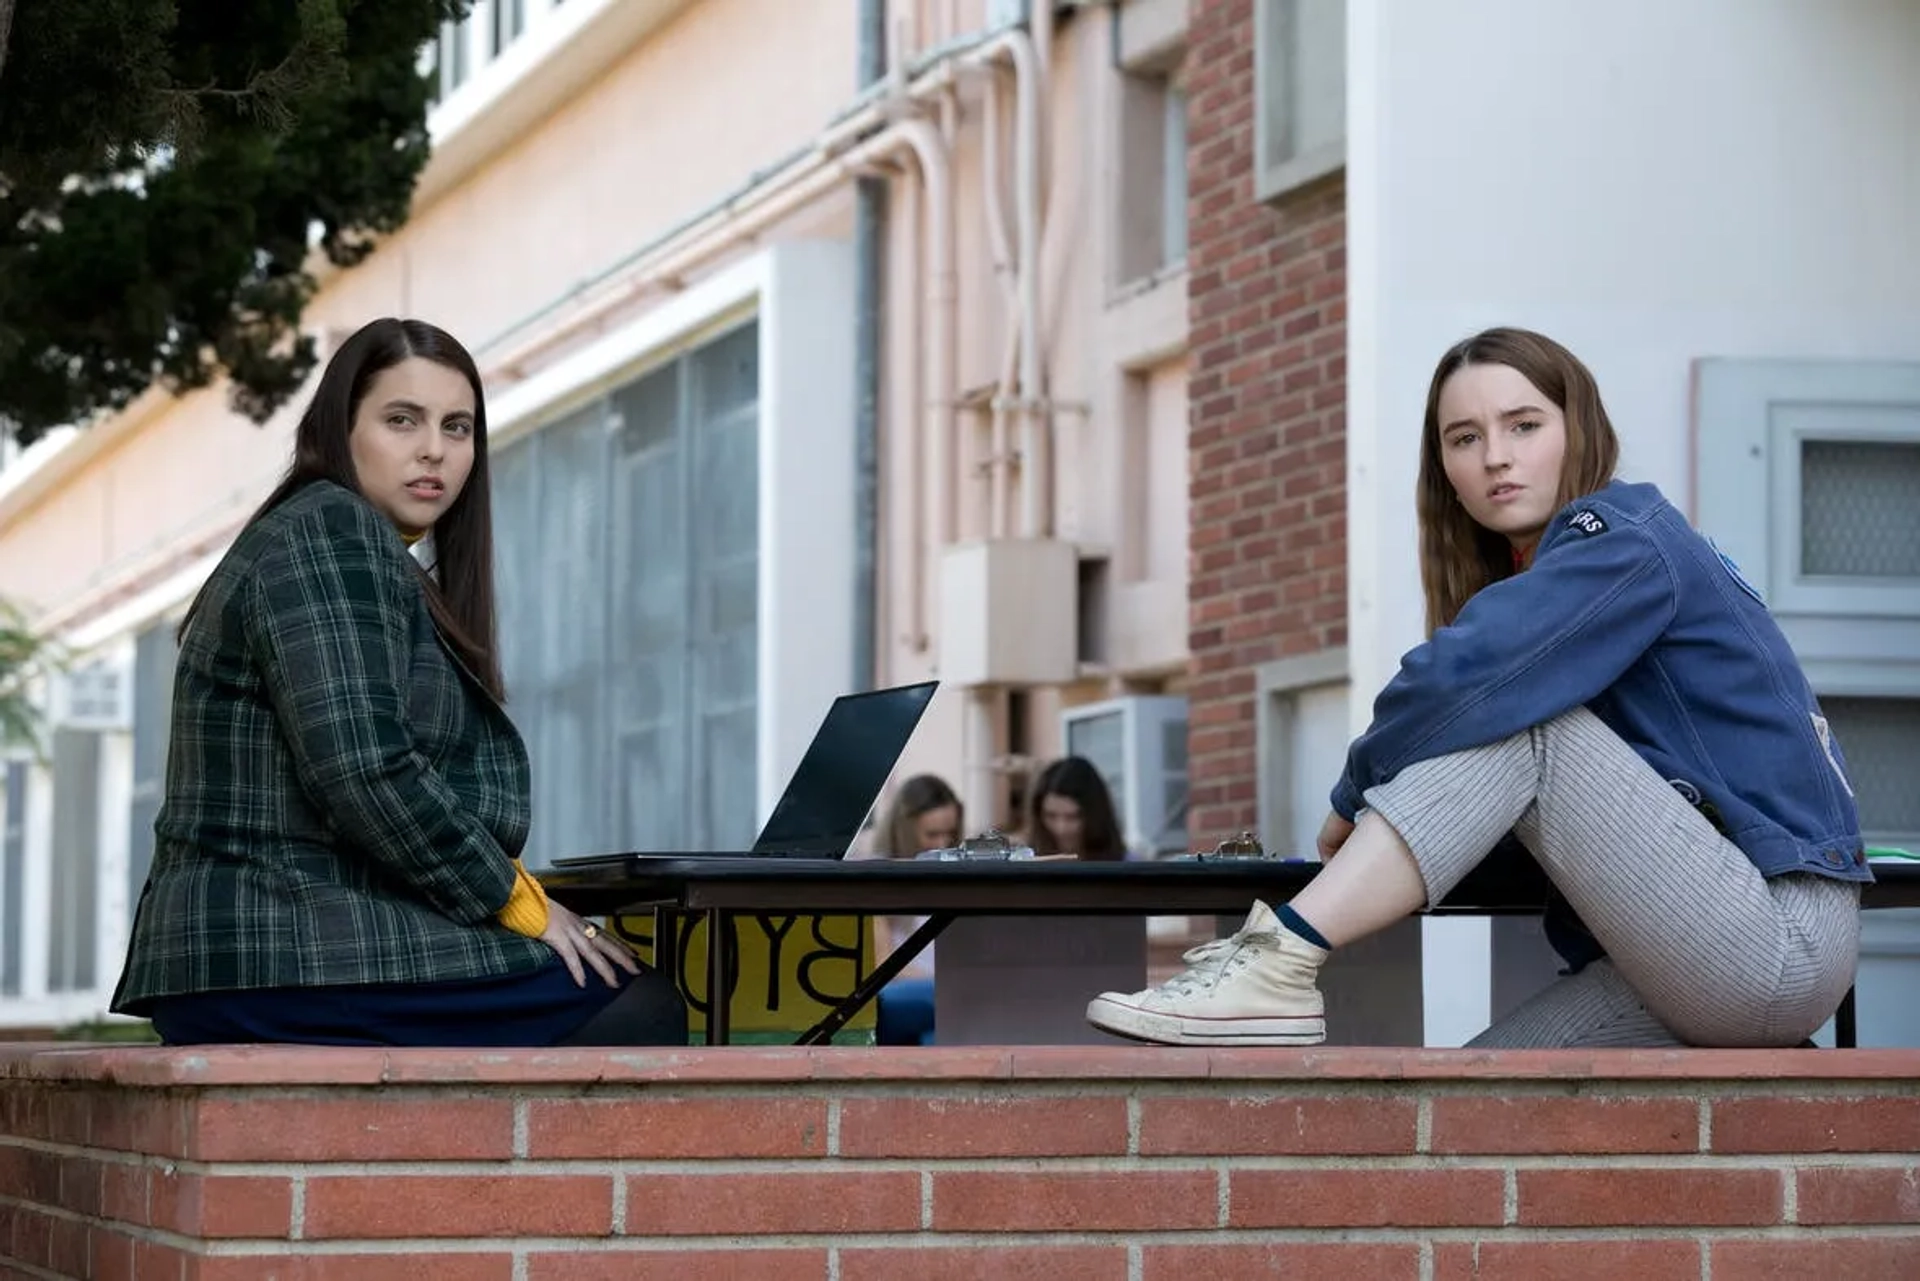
540, 854, 1920, 1049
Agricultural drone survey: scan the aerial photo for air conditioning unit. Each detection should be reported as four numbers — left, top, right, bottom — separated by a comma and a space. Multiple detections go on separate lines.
51, 656, 133, 732
1061, 694, 1188, 859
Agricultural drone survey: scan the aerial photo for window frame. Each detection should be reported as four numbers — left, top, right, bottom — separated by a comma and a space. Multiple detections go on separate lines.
485, 242, 859, 840
1694, 357, 1920, 699
1253, 646, 1350, 856
1253, 0, 1347, 204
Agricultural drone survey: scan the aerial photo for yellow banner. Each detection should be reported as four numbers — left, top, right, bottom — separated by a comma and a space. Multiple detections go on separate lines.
612, 911, 877, 1039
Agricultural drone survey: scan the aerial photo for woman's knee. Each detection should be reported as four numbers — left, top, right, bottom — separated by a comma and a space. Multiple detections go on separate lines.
561, 968, 689, 1047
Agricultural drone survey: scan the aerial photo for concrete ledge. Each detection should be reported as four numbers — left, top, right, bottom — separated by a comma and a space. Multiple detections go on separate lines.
5, 1042, 1920, 1086
3, 1045, 1918, 1280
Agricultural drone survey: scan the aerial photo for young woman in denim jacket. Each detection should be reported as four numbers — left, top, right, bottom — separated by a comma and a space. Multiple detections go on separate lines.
1089, 327, 1868, 1049
113, 318, 686, 1047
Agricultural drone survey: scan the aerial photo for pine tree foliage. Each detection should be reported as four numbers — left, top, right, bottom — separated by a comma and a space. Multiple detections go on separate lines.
0, 0, 473, 445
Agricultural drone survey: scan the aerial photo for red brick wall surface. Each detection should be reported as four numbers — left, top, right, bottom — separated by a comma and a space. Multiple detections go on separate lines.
4, 1045, 1920, 1279
1185, 0, 1348, 843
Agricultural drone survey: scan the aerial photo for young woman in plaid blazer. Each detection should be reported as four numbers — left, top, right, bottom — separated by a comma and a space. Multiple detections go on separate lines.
112, 318, 687, 1047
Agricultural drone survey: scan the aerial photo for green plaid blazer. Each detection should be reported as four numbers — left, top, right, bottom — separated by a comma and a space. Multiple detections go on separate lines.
112, 481, 550, 1012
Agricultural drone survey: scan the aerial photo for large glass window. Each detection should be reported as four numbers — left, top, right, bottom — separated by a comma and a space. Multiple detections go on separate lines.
495, 322, 761, 863
48, 728, 100, 992
1, 761, 25, 996
127, 622, 177, 899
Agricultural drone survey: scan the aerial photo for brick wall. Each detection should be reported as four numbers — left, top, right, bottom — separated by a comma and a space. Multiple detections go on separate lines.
1185, 0, 1348, 842
3, 1045, 1919, 1279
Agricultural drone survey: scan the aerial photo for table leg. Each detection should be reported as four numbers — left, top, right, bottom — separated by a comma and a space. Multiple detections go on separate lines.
795, 914, 955, 1047
1836, 985, 1857, 1049
651, 907, 677, 985
706, 909, 731, 1046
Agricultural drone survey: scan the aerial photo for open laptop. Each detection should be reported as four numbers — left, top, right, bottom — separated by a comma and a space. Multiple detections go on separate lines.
550, 679, 938, 869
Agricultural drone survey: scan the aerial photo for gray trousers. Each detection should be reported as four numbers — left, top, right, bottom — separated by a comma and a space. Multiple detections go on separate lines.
1363, 708, 1860, 1048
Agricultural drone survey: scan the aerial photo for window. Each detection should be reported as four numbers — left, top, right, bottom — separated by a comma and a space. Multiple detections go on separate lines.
438, 14, 472, 98
494, 322, 760, 864
1, 760, 25, 996
1696, 357, 1920, 850
1160, 78, 1188, 269
1254, 0, 1346, 202
1824, 696, 1920, 850
1255, 649, 1349, 855
127, 622, 176, 900
492, 0, 527, 57
1062, 695, 1189, 858
1696, 359, 1920, 682
1113, 27, 1188, 287
47, 728, 100, 993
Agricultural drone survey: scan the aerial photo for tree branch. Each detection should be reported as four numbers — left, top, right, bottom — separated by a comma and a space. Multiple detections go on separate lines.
0, 0, 16, 89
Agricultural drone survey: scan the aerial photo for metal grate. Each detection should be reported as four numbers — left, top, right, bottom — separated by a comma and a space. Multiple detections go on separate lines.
1800, 440, 1920, 578
1821, 696, 1920, 845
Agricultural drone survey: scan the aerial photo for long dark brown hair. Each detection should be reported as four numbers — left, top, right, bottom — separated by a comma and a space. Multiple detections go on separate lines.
881, 774, 963, 858
1417, 327, 1620, 634
1028, 755, 1126, 861
185, 318, 506, 699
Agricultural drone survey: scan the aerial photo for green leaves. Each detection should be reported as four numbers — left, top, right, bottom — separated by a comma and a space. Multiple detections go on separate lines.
0, 1, 474, 444
0, 598, 53, 753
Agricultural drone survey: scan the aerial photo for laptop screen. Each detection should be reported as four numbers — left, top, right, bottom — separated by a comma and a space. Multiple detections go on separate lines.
751, 681, 939, 856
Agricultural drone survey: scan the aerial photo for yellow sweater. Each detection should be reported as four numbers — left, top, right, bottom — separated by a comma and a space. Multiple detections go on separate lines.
495, 860, 551, 937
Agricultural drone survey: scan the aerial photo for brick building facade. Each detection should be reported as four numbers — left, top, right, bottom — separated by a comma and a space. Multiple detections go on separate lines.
1184, 0, 1348, 843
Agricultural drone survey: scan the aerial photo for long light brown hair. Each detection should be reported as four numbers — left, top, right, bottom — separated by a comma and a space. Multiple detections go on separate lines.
881, 774, 963, 858
1417, 327, 1620, 634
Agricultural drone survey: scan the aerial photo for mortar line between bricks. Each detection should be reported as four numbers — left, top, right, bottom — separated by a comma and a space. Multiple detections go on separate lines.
513, 1099, 530, 1161
1127, 1095, 1141, 1157
1502, 1168, 1517, 1225
1699, 1238, 1712, 1281
1419, 1240, 1435, 1281
611, 1167, 628, 1234
73, 1151, 1917, 1176
0, 1254, 66, 1281
1128, 1241, 1143, 1281
1783, 1165, 1799, 1224
827, 1095, 842, 1157
1697, 1097, 1711, 1152
1416, 1095, 1431, 1154
289, 1174, 306, 1240
169, 1079, 1920, 1103
157, 1225, 1920, 1254
513, 1251, 529, 1281
0, 1192, 244, 1253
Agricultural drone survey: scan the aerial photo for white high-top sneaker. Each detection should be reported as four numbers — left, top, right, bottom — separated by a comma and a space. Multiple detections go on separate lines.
1085, 901, 1327, 1046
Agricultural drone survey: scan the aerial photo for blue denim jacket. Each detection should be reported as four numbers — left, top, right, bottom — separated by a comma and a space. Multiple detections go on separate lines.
1332, 480, 1870, 890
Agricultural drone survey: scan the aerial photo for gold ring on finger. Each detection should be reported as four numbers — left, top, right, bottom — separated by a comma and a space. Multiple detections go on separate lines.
582, 923, 599, 941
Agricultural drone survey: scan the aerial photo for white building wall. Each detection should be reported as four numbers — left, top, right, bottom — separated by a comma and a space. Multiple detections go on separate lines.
1348, 0, 1920, 1044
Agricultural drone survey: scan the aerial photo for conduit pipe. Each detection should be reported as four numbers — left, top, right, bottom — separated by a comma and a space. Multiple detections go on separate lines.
482, 30, 1006, 381
884, 120, 955, 654
981, 66, 1017, 538
963, 27, 1048, 540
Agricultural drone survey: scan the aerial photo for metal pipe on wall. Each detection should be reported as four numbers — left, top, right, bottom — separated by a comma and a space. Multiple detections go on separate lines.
852, 0, 888, 692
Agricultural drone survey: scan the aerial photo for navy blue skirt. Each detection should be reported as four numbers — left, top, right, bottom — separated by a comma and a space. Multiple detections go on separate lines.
148, 958, 629, 1048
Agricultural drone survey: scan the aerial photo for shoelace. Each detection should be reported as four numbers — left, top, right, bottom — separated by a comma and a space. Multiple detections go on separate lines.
1156, 936, 1246, 996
